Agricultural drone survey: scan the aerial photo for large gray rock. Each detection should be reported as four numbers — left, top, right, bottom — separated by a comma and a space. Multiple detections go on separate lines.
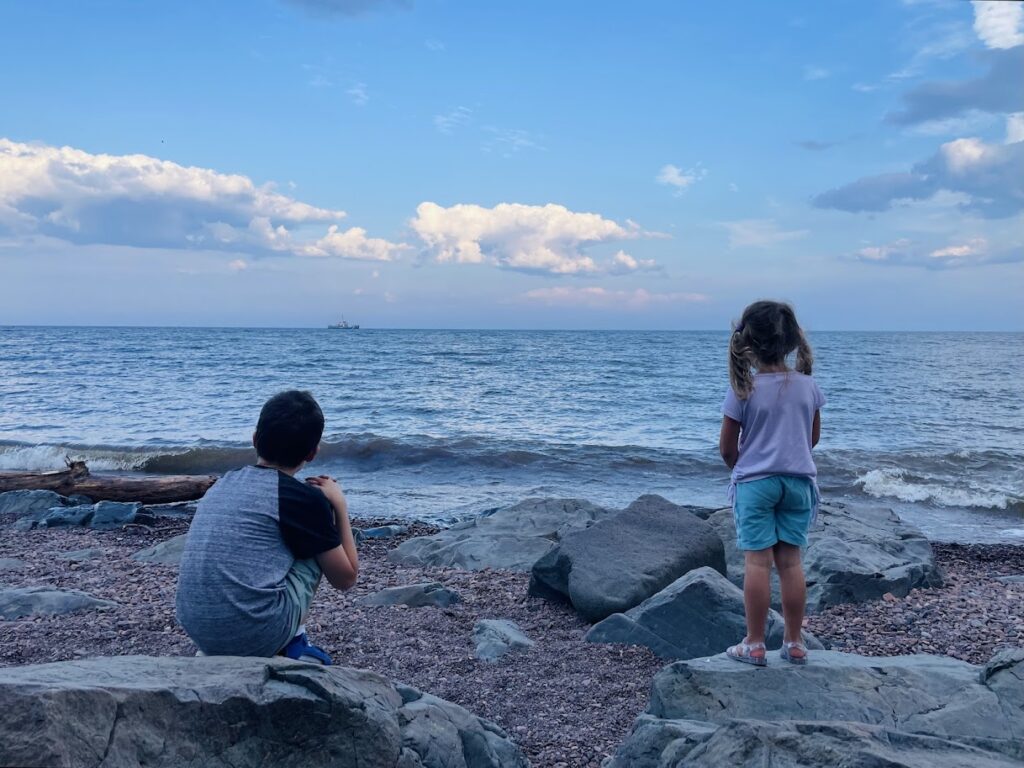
356, 582, 461, 608
608, 650, 1024, 766
132, 534, 188, 565
707, 501, 944, 610
625, 493, 718, 520
529, 497, 726, 621
474, 619, 534, 663
389, 497, 614, 571
57, 548, 105, 562
0, 655, 528, 768
14, 500, 151, 531
585, 566, 821, 659
0, 490, 70, 520
610, 715, 1021, 768
0, 586, 116, 619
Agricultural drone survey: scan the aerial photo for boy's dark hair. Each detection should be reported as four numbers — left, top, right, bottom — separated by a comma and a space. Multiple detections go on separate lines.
729, 300, 813, 400
254, 390, 325, 468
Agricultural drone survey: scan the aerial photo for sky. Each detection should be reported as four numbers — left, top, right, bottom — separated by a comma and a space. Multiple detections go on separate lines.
0, 0, 1022, 330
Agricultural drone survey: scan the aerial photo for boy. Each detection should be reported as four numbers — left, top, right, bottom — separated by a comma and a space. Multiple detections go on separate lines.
176, 390, 358, 664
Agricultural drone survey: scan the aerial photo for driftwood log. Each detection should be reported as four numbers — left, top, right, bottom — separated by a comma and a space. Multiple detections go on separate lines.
0, 460, 216, 504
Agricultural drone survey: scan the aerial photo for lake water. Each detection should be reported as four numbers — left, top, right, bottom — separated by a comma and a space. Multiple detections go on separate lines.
1, 327, 1021, 542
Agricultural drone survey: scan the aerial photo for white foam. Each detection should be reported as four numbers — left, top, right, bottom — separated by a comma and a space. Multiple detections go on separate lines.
0, 444, 147, 472
856, 467, 1019, 510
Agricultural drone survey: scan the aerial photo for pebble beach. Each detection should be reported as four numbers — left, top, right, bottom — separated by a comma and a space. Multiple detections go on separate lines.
1, 515, 1022, 768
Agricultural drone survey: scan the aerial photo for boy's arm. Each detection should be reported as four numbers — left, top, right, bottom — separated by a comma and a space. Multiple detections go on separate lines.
306, 476, 359, 590
719, 416, 740, 469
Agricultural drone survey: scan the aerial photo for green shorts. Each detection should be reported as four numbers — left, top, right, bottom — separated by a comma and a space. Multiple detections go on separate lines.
733, 475, 814, 551
283, 557, 322, 643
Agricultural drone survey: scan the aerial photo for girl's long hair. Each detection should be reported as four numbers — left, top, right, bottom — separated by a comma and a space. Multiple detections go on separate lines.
729, 300, 813, 399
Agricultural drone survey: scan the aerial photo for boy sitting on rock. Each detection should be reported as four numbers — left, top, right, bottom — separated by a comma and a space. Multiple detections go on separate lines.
176, 390, 358, 664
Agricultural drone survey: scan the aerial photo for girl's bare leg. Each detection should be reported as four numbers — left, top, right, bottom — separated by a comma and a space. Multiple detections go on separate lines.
773, 541, 807, 657
743, 548, 773, 645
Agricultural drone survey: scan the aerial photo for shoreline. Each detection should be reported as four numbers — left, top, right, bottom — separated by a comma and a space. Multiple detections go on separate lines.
1, 516, 1022, 768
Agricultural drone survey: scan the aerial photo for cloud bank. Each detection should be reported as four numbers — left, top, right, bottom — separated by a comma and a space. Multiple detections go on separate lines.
0, 139, 406, 260
409, 201, 657, 275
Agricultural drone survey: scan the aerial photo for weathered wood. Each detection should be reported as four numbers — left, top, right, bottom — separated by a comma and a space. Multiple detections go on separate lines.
0, 460, 216, 504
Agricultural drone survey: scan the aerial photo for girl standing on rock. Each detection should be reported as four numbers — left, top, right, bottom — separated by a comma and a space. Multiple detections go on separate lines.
719, 300, 824, 666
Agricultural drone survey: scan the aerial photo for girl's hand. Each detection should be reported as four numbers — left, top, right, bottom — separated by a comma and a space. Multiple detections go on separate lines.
306, 475, 346, 510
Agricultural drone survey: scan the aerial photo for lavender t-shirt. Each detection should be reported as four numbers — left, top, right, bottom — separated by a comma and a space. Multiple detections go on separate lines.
722, 372, 826, 485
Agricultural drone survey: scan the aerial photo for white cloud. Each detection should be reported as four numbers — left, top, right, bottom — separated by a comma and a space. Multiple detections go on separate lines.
803, 65, 830, 81
347, 82, 369, 106
1007, 113, 1024, 143
656, 163, 707, 193
721, 219, 809, 248
853, 235, 1019, 268
0, 138, 408, 259
856, 238, 914, 262
409, 201, 657, 275
523, 286, 707, 308
973, 0, 1024, 49
481, 127, 543, 156
228, 259, 249, 271
434, 107, 472, 134
425, 38, 445, 51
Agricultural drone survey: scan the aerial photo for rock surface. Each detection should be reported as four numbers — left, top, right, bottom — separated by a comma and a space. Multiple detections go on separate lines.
0, 490, 72, 520
356, 581, 461, 608
610, 715, 1021, 768
624, 493, 718, 520
388, 497, 614, 571
361, 524, 409, 539
0, 558, 26, 572
585, 566, 821, 659
57, 548, 104, 562
707, 501, 944, 610
474, 619, 534, 663
0, 655, 529, 768
131, 533, 188, 565
0, 586, 116, 620
529, 497, 726, 621
608, 649, 1024, 766
13, 500, 152, 531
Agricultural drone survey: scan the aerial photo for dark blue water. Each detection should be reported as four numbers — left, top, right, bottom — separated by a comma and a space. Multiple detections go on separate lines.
1, 327, 1021, 542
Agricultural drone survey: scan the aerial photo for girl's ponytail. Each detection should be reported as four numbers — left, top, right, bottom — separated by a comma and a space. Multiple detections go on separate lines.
795, 328, 814, 376
729, 326, 754, 400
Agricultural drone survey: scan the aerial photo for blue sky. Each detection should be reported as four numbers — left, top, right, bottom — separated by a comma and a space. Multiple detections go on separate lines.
0, 0, 1021, 330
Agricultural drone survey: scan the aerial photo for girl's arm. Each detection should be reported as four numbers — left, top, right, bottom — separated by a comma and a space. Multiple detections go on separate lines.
811, 410, 821, 447
719, 416, 741, 469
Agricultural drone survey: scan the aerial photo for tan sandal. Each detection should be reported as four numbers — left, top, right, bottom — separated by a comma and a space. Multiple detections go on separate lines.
780, 641, 808, 665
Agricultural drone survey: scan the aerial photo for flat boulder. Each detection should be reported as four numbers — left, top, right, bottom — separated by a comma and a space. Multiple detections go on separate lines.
0, 586, 116, 619
360, 524, 408, 539
608, 649, 1024, 766
585, 566, 821, 659
356, 582, 460, 608
131, 534, 188, 565
610, 715, 1020, 768
474, 619, 534, 663
14, 500, 152, 531
625, 493, 718, 520
388, 498, 614, 571
529, 496, 726, 622
0, 490, 70, 520
0, 558, 26, 572
0, 655, 528, 768
707, 501, 944, 610
57, 548, 104, 562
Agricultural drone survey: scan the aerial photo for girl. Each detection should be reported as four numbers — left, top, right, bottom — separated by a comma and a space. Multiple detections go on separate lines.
719, 300, 824, 666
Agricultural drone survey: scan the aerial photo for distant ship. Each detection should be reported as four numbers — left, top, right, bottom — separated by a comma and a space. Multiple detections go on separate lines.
327, 317, 360, 329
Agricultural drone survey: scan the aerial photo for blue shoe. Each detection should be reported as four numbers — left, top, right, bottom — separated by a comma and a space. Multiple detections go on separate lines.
281, 632, 332, 665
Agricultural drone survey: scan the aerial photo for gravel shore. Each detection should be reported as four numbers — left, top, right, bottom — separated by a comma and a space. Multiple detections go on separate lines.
1, 521, 1022, 768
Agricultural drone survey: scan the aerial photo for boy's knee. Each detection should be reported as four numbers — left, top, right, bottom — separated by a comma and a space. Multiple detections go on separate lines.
744, 548, 773, 570
772, 543, 802, 571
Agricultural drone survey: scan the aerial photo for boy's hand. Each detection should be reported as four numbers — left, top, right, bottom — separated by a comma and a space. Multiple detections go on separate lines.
306, 475, 346, 511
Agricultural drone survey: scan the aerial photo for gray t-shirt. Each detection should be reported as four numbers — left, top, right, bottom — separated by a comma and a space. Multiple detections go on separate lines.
175, 465, 340, 657
722, 371, 826, 485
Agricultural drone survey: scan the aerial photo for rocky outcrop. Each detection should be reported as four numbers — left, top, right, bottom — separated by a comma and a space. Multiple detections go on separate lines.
707, 501, 944, 610
388, 497, 614, 571
624, 494, 717, 520
57, 548, 104, 562
0, 489, 91, 521
474, 619, 534, 663
13, 500, 152, 531
131, 534, 188, 565
0, 655, 529, 768
356, 582, 461, 608
529, 498, 726, 621
0, 586, 116, 619
585, 567, 821, 659
608, 649, 1024, 767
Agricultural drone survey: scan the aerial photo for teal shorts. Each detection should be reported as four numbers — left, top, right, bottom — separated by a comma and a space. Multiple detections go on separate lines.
733, 476, 814, 551
283, 557, 322, 643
